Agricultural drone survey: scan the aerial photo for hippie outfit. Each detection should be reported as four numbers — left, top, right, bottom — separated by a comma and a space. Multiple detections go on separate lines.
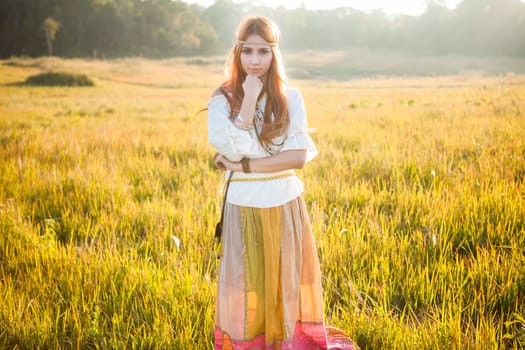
208, 86, 356, 350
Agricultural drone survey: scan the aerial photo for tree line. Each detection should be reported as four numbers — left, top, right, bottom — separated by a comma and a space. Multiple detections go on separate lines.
1, 0, 524, 58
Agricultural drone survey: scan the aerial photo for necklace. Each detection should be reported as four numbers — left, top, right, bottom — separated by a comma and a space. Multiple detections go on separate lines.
253, 103, 287, 155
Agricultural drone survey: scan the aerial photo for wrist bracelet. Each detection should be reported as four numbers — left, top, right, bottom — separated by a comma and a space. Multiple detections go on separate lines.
241, 157, 251, 173
233, 115, 254, 131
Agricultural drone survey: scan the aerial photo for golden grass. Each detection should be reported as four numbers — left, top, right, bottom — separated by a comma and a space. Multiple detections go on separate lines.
0, 57, 524, 349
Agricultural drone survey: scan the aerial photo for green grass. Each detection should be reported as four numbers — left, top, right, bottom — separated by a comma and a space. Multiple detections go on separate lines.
0, 57, 524, 349
24, 71, 95, 87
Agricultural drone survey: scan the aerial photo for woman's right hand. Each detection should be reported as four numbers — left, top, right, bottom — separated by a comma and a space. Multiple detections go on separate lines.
242, 74, 263, 100
213, 153, 225, 171
214, 153, 242, 172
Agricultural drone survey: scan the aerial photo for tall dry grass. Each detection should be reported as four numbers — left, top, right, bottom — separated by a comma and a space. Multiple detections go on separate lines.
0, 57, 524, 349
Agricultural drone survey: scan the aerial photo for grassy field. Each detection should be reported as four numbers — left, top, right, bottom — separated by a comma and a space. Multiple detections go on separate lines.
282, 47, 525, 79
0, 57, 524, 349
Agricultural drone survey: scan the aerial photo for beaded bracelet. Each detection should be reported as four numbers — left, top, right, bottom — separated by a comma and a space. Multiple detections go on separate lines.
234, 115, 252, 127
233, 115, 253, 131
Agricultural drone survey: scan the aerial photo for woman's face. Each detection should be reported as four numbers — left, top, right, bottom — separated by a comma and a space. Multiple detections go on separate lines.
240, 34, 273, 79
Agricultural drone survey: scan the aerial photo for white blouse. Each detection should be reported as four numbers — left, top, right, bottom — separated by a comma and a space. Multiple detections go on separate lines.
207, 86, 318, 208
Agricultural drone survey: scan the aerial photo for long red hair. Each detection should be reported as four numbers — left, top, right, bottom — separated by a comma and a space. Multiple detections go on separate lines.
220, 16, 289, 144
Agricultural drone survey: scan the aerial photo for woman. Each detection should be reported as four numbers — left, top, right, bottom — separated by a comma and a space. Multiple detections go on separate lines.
208, 16, 357, 350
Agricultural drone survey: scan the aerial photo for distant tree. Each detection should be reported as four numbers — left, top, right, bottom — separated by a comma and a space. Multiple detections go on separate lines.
449, 0, 525, 55
415, 2, 453, 54
173, 11, 201, 54
192, 19, 220, 54
202, 0, 244, 49
1, 0, 524, 58
43, 16, 60, 56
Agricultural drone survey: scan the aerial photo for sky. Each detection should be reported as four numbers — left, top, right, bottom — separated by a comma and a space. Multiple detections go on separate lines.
183, 0, 464, 16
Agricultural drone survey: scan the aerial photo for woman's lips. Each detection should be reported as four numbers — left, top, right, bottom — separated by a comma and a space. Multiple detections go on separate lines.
248, 69, 260, 74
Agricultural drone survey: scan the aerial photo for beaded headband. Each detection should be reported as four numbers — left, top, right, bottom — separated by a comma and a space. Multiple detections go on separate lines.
236, 40, 278, 47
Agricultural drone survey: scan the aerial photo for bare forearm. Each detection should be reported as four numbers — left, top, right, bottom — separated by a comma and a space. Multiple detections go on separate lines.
248, 150, 307, 173
215, 149, 307, 174
238, 95, 257, 123
214, 149, 306, 173
238, 74, 263, 123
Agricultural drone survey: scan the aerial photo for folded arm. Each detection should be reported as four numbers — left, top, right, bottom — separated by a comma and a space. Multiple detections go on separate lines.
215, 149, 307, 173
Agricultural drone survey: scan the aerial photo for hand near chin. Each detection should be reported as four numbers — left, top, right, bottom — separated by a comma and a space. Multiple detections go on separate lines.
242, 74, 263, 99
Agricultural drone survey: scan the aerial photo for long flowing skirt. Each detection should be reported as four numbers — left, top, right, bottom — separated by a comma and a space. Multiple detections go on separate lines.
215, 196, 357, 350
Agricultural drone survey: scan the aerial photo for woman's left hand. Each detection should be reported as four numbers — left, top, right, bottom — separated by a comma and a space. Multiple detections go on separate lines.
214, 154, 241, 172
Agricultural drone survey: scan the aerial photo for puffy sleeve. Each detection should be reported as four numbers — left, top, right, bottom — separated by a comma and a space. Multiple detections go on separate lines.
281, 89, 318, 162
207, 94, 259, 162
